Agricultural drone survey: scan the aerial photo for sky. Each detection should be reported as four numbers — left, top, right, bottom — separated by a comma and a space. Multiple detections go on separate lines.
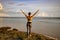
0, 0, 60, 17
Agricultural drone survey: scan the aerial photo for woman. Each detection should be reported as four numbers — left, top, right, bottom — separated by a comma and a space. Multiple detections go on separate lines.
20, 9, 39, 37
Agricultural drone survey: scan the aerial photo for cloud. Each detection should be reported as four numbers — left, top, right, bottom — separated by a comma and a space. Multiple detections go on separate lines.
0, 3, 3, 10
17, 3, 26, 6
0, 13, 10, 17
0, 3, 10, 17
8, 2, 15, 5
0, 0, 60, 17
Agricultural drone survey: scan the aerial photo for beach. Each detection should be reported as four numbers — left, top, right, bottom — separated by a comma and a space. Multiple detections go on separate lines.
0, 17, 60, 40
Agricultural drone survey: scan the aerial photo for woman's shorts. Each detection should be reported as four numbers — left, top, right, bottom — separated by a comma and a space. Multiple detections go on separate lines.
27, 22, 32, 27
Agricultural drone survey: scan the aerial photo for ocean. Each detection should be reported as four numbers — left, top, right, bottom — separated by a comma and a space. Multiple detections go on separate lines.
0, 17, 60, 40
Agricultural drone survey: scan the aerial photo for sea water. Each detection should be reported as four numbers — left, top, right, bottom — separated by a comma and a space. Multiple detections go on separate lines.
0, 17, 60, 40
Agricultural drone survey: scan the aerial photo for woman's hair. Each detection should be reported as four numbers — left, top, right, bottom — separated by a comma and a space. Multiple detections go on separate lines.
28, 12, 31, 15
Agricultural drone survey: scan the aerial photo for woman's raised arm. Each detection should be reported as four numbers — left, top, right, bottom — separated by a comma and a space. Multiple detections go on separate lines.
20, 10, 27, 17
32, 10, 39, 17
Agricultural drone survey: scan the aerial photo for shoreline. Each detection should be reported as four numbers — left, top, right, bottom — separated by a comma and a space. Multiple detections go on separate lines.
0, 27, 57, 40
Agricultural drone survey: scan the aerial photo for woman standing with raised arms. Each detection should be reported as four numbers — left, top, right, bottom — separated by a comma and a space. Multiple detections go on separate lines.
20, 9, 39, 37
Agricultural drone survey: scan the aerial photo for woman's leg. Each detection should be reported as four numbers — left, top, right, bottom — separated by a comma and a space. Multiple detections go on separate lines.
29, 23, 32, 36
26, 22, 28, 36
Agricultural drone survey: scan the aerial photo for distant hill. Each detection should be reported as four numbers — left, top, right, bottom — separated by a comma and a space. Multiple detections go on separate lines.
0, 17, 60, 19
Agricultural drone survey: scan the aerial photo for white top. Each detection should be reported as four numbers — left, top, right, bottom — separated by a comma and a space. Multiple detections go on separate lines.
27, 16, 33, 22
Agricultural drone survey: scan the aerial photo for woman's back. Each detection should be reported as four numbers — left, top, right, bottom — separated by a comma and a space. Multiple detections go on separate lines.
27, 16, 33, 22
